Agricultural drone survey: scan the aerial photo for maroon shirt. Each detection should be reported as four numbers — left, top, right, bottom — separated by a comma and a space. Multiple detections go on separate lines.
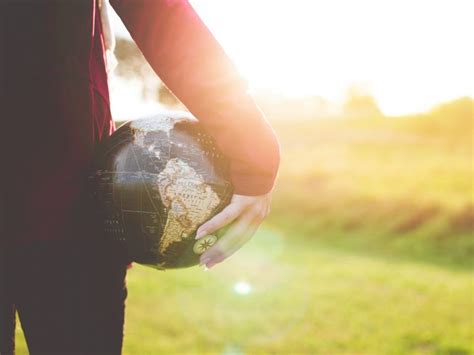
0, 0, 280, 244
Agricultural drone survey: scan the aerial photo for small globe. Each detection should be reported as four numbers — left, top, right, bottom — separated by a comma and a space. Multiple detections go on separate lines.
90, 112, 233, 269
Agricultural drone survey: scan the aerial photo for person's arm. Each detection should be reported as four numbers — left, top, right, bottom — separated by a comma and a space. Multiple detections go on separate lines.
110, 0, 280, 268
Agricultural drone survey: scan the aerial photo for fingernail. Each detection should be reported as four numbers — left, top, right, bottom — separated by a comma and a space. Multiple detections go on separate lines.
196, 230, 207, 239
200, 257, 210, 266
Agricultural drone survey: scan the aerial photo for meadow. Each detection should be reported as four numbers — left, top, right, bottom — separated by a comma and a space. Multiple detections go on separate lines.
14, 98, 473, 354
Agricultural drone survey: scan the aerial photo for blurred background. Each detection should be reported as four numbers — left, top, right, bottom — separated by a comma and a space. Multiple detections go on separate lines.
18, 0, 474, 353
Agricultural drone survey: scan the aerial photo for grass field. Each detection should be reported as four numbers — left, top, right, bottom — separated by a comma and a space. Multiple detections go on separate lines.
14, 98, 473, 354
14, 231, 474, 354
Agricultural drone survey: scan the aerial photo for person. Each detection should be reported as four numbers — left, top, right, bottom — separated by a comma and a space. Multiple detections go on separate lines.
0, 0, 280, 353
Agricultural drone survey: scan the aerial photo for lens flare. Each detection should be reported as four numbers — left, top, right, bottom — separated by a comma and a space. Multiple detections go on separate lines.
233, 281, 252, 295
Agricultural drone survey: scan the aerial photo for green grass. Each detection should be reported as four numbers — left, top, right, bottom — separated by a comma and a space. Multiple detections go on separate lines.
268, 99, 473, 267
14, 228, 474, 354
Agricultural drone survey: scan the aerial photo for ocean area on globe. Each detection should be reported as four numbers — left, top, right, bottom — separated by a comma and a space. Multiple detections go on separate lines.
89, 111, 233, 270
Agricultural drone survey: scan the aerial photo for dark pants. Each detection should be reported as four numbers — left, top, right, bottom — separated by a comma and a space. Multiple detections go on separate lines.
0, 238, 128, 355
0, 296, 15, 354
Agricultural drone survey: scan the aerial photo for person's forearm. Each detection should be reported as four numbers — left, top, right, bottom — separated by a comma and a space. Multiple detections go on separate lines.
111, 0, 280, 195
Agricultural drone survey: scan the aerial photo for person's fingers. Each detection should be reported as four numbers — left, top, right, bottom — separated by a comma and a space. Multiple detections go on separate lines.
195, 202, 247, 239
205, 223, 260, 269
195, 192, 273, 268
199, 221, 245, 264
200, 212, 261, 268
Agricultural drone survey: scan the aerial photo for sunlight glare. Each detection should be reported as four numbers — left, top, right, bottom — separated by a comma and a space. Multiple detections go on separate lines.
189, 0, 474, 115
233, 281, 252, 295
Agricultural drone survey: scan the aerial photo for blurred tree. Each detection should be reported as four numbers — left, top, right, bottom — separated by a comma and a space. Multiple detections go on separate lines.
343, 85, 383, 119
115, 38, 182, 106
412, 97, 474, 139
157, 84, 181, 107
114, 38, 151, 80
430, 96, 473, 122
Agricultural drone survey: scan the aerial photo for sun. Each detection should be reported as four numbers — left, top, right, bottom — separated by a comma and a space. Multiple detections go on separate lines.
189, 0, 474, 115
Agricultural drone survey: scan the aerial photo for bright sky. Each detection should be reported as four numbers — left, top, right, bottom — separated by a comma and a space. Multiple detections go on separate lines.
111, 0, 473, 116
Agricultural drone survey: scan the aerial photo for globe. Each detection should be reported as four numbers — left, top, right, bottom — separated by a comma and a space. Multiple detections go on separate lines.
90, 112, 233, 269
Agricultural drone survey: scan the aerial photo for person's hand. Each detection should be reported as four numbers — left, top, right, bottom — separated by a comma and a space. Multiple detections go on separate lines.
195, 192, 273, 269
